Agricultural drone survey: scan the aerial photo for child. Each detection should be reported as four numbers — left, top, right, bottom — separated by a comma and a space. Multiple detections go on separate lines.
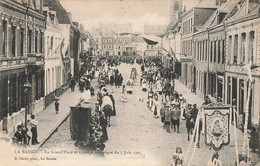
121, 85, 128, 102
173, 147, 184, 162
55, 100, 59, 114
147, 89, 154, 110
142, 80, 147, 92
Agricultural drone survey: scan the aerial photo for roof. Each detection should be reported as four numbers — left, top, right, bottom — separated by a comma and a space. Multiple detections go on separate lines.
195, 1, 241, 32
144, 24, 167, 36
194, 0, 218, 9
43, 0, 71, 24
132, 35, 146, 43
227, 0, 260, 23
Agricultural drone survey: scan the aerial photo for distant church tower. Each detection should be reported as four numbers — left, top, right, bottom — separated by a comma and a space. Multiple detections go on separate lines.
170, 0, 183, 23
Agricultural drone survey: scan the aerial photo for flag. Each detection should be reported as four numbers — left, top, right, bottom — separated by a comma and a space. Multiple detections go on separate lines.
242, 61, 252, 82
170, 47, 177, 62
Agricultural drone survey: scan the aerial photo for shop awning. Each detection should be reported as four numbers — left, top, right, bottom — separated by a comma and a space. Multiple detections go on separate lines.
142, 37, 158, 45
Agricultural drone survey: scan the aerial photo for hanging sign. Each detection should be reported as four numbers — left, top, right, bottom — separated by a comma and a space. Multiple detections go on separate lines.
203, 106, 231, 151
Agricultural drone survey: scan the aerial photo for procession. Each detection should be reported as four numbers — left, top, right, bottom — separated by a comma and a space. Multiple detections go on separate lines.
0, 0, 260, 166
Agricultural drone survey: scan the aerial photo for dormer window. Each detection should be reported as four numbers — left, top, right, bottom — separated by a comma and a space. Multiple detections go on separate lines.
50, 13, 54, 23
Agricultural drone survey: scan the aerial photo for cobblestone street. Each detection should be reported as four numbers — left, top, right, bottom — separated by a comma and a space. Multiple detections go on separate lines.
40, 63, 244, 166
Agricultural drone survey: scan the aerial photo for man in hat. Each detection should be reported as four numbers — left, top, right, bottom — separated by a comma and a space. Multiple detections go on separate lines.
165, 103, 171, 133
69, 78, 76, 92
55, 99, 59, 114
184, 104, 193, 141
13, 125, 23, 145
171, 104, 181, 133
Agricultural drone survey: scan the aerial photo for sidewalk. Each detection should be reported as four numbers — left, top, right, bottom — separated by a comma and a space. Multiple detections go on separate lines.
174, 79, 204, 107
30, 86, 83, 149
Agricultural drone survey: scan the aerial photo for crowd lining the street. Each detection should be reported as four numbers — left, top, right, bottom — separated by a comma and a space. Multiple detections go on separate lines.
11, 55, 259, 165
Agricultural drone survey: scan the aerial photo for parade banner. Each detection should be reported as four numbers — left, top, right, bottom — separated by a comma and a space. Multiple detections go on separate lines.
203, 106, 231, 151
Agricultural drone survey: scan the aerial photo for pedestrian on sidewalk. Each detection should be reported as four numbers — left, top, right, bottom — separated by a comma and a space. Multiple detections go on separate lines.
30, 115, 39, 145
70, 78, 76, 92
55, 99, 59, 114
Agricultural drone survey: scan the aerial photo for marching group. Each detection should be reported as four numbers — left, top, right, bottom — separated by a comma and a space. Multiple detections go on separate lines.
139, 61, 205, 166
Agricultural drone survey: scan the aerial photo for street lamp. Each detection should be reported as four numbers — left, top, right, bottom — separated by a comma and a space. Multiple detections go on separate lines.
23, 78, 31, 128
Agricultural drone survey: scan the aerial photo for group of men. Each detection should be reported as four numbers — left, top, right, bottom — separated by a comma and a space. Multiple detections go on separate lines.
13, 115, 39, 146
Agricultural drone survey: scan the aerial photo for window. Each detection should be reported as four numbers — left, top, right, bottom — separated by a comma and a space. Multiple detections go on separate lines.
11, 26, 16, 57
35, 30, 38, 53
227, 76, 231, 104
233, 35, 238, 64
218, 40, 221, 64
191, 18, 193, 32
174, 1, 179, 10
241, 33, 246, 64
205, 40, 207, 61
50, 36, 54, 50
222, 40, 225, 64
2, 20, 7, 56
214, 41, 217, 63
202, 41, 205, 61
28, 29, 32, 53
210, 41, 213, 62
200, 41, 203, 61
249, 31, 255, 63
20, 28, 24, 56
40, 32, 43, 53
228, 36, 232, 63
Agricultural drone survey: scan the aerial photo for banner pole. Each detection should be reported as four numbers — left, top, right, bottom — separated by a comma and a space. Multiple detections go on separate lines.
188, 111, 200, 166
233, 107, 240, 165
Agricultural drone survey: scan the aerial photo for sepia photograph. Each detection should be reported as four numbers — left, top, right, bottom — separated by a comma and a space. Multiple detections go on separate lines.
0, 0, 259, 165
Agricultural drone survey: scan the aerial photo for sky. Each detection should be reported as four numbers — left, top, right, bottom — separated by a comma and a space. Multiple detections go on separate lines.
60, 0, 199, 33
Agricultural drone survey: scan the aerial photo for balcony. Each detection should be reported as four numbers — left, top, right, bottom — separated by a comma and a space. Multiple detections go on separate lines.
0, 57, 28, 69
27, 53, 44, 66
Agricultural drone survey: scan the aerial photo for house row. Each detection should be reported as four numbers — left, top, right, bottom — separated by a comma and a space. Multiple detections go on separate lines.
0, 0, 91, 133
162, 0, 260, 129
91, 25, 161, 57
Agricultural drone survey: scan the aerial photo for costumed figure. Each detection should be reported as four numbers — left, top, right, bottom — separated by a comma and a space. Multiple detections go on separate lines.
147, 89, 154, 110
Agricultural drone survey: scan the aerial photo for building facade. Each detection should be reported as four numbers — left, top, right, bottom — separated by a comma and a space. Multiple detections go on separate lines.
224, 2, 260, 128
0, 0, 45, 132
180, 3, 217, 92
43, 7, 64, 98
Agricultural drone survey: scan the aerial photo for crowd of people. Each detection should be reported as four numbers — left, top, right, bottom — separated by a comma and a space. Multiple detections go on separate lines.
138, 60, 205, 166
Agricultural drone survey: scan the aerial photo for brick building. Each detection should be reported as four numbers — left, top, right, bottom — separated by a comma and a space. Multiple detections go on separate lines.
0, 0, 45, 132
180, 2, 218, 91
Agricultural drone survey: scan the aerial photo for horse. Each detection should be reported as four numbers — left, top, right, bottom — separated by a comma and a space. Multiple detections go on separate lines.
102, 105, 113, 127
183, 106, 195, 141
101, 95, 114, 127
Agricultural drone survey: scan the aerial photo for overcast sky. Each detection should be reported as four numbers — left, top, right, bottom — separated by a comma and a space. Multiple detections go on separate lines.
60, 0, 199, 33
